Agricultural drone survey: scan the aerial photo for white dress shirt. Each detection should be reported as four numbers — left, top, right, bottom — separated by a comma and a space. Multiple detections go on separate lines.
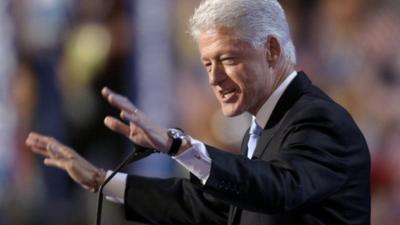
104, 71, 298, 204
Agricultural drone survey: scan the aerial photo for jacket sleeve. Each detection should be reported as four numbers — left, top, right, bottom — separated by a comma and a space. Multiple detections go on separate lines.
124, 174, 229, 225
202, 103, 361, 214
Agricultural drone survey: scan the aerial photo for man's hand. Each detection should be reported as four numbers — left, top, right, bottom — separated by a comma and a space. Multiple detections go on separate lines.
26, 132, 105, 192
101, 87, 172, 153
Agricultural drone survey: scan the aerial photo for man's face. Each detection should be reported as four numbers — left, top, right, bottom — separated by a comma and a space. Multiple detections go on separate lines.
198, 27, 273, 117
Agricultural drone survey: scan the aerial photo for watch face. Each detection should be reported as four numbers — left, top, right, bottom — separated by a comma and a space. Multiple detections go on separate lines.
167, 128, 184, 139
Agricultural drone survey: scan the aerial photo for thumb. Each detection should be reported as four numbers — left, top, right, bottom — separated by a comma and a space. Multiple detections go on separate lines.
44, 158, 65, 170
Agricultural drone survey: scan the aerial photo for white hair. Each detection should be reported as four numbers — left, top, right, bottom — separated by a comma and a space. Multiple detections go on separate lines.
189, 0, 296, 64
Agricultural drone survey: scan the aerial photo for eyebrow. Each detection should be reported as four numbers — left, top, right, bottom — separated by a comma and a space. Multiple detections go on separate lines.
201, 47, 243, 61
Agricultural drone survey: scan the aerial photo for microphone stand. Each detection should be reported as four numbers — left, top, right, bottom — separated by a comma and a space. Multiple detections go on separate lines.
95, 145, 157, 225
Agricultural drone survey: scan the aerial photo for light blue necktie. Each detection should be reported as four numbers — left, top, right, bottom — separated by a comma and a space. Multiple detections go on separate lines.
247, 119, 262, 159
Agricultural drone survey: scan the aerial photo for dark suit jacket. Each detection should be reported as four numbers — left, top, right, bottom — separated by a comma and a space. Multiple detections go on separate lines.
123, 72, 371, 225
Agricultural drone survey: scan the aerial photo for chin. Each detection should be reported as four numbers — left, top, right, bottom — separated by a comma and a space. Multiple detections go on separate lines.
221, 104, 245, 117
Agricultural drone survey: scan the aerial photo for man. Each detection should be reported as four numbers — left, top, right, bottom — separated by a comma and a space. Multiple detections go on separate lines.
26, 0, 371, 224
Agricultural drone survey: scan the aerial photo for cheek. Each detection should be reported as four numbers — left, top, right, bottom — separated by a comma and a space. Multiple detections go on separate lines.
211, 86, 219, 98
239, 70, 266, 104
235, 69, 257, 93
226, 65, 247, 87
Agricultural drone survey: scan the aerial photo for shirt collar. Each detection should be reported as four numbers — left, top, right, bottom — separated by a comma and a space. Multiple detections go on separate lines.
253, 71, 298, 128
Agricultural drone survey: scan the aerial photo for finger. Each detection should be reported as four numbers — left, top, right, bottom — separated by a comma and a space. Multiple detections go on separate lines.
26, 132, 56, 155
120, 111, 140, 125
44, 158, 66, 170
31, 147, 50, 157
101, 86, 111, 98
102, 87, 137, 113
29, 132, 56, 147
47, 143, 73, 159
26, 132, 47, 148
104, 116, 131, 137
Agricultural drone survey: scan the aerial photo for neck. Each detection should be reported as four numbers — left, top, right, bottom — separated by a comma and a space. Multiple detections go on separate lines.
271, 59, 295, 92
249, 59, 294, 116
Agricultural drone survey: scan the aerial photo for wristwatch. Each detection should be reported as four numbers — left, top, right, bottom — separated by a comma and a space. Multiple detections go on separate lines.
167, 128, 186, 156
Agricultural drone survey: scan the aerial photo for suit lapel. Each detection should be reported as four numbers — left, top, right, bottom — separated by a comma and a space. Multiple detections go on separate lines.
252, 72, 312, 159
240, 131, 250, 155
252, 127, 278, 159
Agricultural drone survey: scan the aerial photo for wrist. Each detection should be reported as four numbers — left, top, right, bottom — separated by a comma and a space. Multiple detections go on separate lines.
91, 168, 106, 193
166, 128, 191, 156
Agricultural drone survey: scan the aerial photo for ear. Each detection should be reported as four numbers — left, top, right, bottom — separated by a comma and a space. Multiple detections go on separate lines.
264, 36, 281, 67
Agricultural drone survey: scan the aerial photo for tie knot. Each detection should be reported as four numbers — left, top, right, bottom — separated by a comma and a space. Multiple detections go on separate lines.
249, 120, 262, 136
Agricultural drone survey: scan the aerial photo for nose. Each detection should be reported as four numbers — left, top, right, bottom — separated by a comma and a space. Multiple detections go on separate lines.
208, 63, 227, 86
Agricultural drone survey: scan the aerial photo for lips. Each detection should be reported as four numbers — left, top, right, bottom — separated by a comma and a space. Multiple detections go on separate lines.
220, 88, 237, 102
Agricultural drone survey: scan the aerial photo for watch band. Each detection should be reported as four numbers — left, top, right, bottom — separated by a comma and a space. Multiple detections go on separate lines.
168, 136, 182, 156
167, 128, 185, 156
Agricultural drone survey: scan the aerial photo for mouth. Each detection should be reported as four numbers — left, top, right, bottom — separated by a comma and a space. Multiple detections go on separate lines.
220, 88, 237, 101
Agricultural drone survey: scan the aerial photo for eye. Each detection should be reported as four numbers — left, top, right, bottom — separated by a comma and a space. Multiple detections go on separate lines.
221, 57, 237, 65
203, 62, 212, 71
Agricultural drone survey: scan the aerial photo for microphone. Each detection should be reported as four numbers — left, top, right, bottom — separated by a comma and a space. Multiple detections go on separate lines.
95, 144, 157, 225
125, 144, 159, 164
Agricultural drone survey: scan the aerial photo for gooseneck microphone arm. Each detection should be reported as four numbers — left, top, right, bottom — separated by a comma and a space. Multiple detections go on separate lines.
95, 145, 157, 225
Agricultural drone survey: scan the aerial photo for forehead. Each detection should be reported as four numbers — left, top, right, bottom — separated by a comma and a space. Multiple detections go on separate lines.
198, 28, 253, 59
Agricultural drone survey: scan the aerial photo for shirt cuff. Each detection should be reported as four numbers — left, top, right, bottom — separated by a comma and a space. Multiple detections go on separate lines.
103, 171, 127, 204
173, 139, 212, 185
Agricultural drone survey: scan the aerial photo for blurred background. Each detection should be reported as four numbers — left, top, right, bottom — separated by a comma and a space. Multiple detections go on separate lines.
0, 0, 399, 224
